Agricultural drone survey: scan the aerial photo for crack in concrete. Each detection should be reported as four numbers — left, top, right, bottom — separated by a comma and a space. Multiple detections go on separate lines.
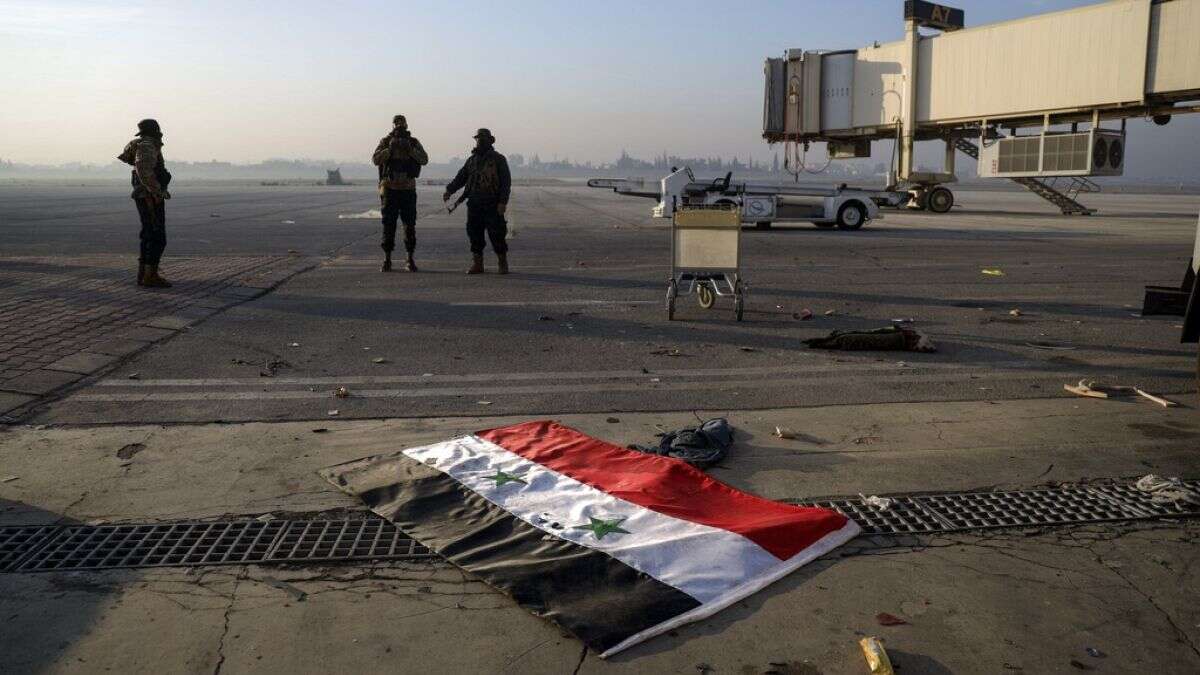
211, 570, 245, 675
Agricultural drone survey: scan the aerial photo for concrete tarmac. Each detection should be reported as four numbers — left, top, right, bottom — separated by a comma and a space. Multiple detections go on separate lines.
0, 182, 1194, 424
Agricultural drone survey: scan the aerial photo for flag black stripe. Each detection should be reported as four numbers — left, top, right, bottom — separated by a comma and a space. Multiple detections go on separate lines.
337, 453, 703, 654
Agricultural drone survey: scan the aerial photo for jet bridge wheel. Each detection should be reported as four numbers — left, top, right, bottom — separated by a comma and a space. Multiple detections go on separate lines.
697, 283, 716, 309
836, 201, 867, 230
927, 187, 954, 214
666, 280, 678, 321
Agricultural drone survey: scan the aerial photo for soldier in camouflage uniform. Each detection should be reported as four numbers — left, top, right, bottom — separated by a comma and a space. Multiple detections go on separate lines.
372, 115, 429, 272
443, 129, 512, 274
117, 119, 173, 287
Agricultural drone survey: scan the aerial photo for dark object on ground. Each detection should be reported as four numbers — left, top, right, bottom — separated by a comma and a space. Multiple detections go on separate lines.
629, 418, 733, 469
803, 326, 936, 352
875, 612, 908, 626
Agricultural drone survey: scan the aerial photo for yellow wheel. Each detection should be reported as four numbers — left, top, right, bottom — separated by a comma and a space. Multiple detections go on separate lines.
697, 283, 715, 309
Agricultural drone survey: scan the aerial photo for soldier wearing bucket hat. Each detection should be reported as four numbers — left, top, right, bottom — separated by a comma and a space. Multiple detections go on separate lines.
443, 128, 512, 274
116, 118, 173, 288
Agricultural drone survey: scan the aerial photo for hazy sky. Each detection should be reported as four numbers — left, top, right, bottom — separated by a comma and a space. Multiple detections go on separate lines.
2, 0, 1194, 167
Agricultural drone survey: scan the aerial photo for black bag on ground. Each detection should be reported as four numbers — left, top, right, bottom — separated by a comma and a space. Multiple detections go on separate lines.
629, 418, 733, 469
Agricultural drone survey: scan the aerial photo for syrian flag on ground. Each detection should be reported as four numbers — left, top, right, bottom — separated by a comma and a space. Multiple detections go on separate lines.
321, 420, 859, 657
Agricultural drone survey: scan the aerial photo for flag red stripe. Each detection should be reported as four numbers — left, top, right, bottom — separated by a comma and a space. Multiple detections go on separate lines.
476, 420, 849, 560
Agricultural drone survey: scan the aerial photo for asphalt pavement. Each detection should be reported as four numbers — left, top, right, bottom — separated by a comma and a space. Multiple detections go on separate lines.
2, 181, 1194, 424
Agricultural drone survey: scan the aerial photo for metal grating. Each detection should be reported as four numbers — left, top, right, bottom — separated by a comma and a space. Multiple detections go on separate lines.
19, 521, 287, 572
1, 526, 61, 572
803, 481, 1200, 536
266, 519, 434, 563
10, 518, 434, 573
3, 480, 1199, 573
915, 488, 1144, 530
807, 498, 950, 535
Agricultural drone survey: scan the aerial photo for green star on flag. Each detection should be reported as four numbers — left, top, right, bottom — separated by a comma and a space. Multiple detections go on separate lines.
487, 470, 527, 487
575, 516, 631, 540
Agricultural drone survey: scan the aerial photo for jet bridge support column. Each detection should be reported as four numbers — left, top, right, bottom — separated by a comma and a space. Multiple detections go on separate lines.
899, 18, 919, 182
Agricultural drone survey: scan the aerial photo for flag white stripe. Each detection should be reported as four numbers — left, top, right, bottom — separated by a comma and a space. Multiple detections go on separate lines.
404, 435, 852, 606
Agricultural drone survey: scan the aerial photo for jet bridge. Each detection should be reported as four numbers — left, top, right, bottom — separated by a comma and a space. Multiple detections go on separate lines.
763, 0, 1200, 213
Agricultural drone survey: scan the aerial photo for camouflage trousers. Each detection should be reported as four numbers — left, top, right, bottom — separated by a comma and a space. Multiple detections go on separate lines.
380, 188, 417, 254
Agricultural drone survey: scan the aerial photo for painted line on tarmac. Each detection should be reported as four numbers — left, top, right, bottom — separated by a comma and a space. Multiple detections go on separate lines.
75, 367, 1047, 402
95, 360, 1033, 388
449, 299, 657, 307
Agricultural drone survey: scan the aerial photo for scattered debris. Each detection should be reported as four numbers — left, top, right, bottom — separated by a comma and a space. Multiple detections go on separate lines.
823, 309, 836, 316
255, 513, 275, 522
260, 359, 291, 378
116, 443, 146, 460
804, 326, 935, 352
262, 577, 307, 602
1134, 474, 1199, 505
538, 315, 554, 321
280, 219, 296, 224
289, 342, 301, 348
853, 436, 882, 445
372, 357, 387, 364
981, 269, 1005, 276
127, 373, 140, 380
477, 401, 492, 405
859, 637, 896, 675
1069, 659, 1095, 671
338, 209, 383, 220
1009, 308, 1023, 317
606, 417, 620, 423
1064, 380, 1177, 407
860, 495, 894, 511
629, 418, 733, 469
1026, 341, 1075, 350
739, 346, 759, 352
774, 426, 798, 440
327, 410, 340, 417
311, 428, 329, 433
334, 387, 350, 398
650, 348, 689, 357
798, 308, 814, 320
209, 213, 220, 218
649, 377, 662, 383
875, 612, 907, 626
1085, 647, 1106, 659
1, 475, 18, 483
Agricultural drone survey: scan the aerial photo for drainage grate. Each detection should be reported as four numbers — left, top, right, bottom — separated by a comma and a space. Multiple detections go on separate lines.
803, 482, 1200, 536
4, 480, 1198, 573
807, 498, 949, 535
1, 526, 60, 572
11, 519, 433, 573
19, 521, 286, 572
266, 519, 434, 563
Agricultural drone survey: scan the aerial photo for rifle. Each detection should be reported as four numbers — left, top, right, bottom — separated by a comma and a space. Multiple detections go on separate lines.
447, 190, 468, 214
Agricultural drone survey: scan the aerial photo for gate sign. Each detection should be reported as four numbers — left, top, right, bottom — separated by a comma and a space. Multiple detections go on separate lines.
904, 0, 964, 31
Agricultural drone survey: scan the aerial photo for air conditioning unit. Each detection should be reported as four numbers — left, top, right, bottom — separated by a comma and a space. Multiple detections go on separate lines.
977, 129, 1125, 178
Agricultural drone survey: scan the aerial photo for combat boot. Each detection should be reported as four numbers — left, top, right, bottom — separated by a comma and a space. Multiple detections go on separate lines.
466, 254, 484, 275
405, 254, 418, 272
381, 254, 392, 272
142, 265, 172, 288
497, 253, 509, 275
137, 263, 146, 286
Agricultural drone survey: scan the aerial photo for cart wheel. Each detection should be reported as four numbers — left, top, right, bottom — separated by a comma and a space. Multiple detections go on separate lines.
666, 280, 677, 321
734, 281, 745, 321
697, 283, 715, 309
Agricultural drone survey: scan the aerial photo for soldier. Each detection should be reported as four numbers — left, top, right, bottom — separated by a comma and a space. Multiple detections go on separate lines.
117, 119, 172, 287
443, 128, 512, 274
372, 114, 429, 272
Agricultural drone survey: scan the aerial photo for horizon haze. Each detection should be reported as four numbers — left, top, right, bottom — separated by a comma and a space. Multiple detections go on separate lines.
2, 0, 1198, 179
